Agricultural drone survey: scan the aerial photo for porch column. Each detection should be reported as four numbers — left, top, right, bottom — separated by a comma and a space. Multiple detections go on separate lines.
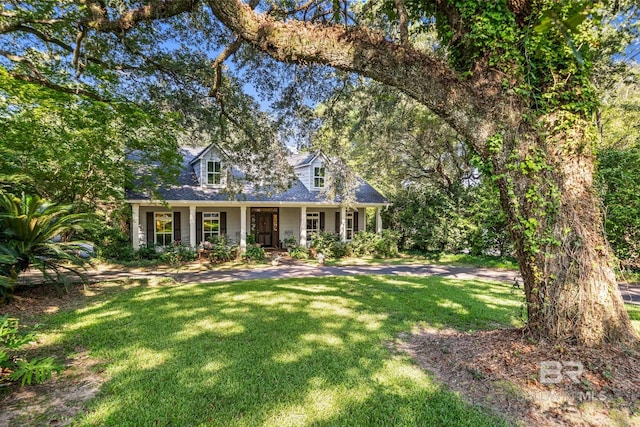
240, 206, 247, 252
300, 206, 307, 247
131, 203, 140, 250
376, 207, 383, 233
189, 205, 196, 247
340, 206, 347, 242
363, 208, 368, 233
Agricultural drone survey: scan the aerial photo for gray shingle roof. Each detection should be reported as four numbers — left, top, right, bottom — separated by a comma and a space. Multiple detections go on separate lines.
126, 147, 388, 205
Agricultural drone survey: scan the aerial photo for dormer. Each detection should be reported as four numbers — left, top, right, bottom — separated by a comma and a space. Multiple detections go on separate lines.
292, 151, 331, 191
189, 144, 227, 188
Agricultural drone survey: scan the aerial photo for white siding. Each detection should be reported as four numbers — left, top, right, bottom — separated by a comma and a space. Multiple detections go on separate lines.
279, 207, 300, 245
296, 166, 311, 190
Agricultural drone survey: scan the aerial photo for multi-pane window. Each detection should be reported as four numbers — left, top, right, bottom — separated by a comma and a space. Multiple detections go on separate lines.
203, 212, 220, 241
155, 212, 173, 246
306, 212, 320, 234
313, 166, 325, 188
207, 160, 222, 185
345, 211, 354, 240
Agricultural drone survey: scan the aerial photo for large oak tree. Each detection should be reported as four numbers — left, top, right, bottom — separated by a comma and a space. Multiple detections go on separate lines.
1, 0, 638, 345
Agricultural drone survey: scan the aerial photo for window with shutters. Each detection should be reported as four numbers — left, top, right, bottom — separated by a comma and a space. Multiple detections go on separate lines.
306, 212, 320, 235
155, 212, 173, 246
203, 212, 220, 241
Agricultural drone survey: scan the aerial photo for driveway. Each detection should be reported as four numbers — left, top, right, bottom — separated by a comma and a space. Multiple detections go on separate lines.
78, 262, 640, 305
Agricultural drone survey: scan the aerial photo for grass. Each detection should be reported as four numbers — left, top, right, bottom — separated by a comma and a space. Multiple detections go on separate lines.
626, 304, 640, 331
323, 252, 519, 270
31, 275, 526, 426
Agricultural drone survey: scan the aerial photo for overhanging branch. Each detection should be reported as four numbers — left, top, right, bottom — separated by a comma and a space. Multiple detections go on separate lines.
207, 0, 497, 151
209, 37, 243, 98
86, 0, 199, 33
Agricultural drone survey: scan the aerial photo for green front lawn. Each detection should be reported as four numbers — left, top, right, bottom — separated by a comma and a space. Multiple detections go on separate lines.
29, 275, 524, 426
322, 253, 519, 270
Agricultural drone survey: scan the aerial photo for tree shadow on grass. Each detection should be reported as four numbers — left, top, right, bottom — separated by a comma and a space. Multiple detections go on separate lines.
35, 275, 519, 426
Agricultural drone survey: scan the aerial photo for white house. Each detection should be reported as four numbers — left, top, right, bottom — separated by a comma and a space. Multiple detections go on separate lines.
125, 144, 389, 251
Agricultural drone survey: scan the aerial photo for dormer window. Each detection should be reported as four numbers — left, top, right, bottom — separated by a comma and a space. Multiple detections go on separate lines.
207, 160, 222, 185
313, 166, 325, 188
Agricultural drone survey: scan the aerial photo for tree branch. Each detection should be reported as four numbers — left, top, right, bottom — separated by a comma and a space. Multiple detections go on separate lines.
208, 0, 257, 98
72, 25, 88, 75
1, 23, 109, 70
394, 0, 409, 45
209, 37, 243, 98
86, 0, 198, 33
207, 0, 499, 151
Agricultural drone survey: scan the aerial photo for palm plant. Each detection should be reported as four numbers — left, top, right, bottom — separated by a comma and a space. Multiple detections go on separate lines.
0, 192, 95, 301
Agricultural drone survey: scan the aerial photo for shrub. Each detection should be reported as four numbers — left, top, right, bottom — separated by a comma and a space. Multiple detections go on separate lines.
283, 235, 297, 249
158, 247, 178, 266
96, 227, 135, 261
157, 244, 198, 266
288, 245, 309, 259
348, 231, 400, 258
135, 244, 160, 261
1, 315, 62, 386
241, 245, 265, 262
348, 231, 379, 257
374, 230, 400, 257
206, 236, 238, 263
311, 232, 347, 259
177, 244, 198, 262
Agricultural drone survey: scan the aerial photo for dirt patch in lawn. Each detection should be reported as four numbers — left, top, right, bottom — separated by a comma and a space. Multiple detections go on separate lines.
400, 328, 640, 426
0, 349, 105, 427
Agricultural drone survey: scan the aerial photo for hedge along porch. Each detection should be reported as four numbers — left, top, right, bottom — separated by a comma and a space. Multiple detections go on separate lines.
130, 202, 384, 252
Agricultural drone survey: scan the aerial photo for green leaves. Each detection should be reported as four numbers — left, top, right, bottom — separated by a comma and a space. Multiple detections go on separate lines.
0, 315, 62, 387
9, 357, 62, 386
534, 1, 590, 66
0, 192, 96, 300
597, 147, 640, 269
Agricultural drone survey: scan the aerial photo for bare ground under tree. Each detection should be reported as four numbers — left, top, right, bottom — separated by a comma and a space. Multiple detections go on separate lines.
398, 327, 640, 426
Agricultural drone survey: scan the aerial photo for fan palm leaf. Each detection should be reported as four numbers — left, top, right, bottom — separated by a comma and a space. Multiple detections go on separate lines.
0, 192, 95, 300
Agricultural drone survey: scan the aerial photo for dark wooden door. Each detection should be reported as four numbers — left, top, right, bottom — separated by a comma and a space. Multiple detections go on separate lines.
256, 213, 273, 247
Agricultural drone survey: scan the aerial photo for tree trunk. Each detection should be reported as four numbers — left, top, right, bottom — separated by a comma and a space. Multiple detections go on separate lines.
494, 123, 639, 345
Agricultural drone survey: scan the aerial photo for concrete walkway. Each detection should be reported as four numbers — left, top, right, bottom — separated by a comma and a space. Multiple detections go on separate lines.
73, 261, 640, 305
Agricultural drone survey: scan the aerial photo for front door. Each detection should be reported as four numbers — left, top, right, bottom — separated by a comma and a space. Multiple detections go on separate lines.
256, 212, 273, 247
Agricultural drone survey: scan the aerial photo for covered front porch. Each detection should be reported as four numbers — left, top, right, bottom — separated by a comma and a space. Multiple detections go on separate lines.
130, 202, 386, 251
